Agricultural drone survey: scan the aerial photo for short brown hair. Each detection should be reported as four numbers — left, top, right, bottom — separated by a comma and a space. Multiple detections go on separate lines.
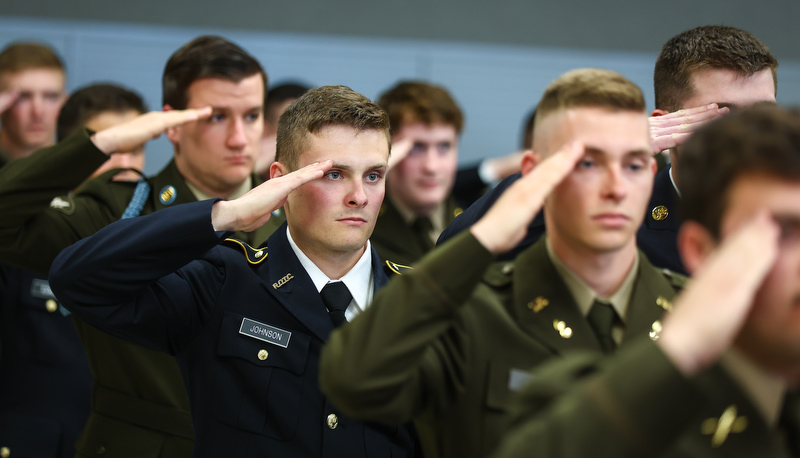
654, 26, 778, 112
162, 35, 266, 110
535, 68, 646, 130
276, 85, 390, 170
679, 103, 800, 238
57, 84, 147, 141
0, 42, 64, 81
378, 81, 463, 135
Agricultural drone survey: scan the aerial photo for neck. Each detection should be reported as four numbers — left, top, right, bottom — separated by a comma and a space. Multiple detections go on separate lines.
547, 234, 637, 297
302, 243, 367, 280
0, 131, 50, 160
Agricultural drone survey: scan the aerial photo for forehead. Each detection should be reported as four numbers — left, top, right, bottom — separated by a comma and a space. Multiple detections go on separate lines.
539, 107, 650, 154
184, 74, 264, 108
394, 121, 458, 141
685, 68, 776, 108
722, 173, 800, 231
1, 67, 64, 90
300, 124, 389, 164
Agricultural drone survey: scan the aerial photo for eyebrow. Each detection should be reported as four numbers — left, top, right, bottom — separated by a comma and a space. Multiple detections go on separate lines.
583, 147, 651, 158
331, 163, 388, 172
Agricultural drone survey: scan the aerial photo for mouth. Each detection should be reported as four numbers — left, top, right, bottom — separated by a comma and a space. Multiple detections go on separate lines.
592, 213, 631, 227
339, 217, 367, 226
225, 156, 250, 165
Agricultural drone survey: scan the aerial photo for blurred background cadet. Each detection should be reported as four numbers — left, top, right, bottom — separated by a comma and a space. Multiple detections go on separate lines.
256, 81, 310, 180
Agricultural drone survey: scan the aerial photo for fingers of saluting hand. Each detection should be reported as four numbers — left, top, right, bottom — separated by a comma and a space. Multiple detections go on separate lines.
649, 104, 729, 153
0, 88, 20, 113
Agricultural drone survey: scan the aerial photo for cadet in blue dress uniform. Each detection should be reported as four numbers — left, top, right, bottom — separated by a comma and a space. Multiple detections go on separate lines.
50, 86, 417, 457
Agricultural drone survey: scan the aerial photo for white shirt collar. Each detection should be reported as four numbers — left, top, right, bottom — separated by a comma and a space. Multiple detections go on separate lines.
285, 227, 374, 321
668, 166, 681, 198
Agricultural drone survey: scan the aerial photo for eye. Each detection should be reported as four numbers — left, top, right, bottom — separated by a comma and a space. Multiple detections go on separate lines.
437, 142, 452, 154
577, 158, 595, 169
365, 172, 382, 182
209, 113, 225, 123
245, 112, 261, 122
409, 143, 426, 155
325, 171, 342, 180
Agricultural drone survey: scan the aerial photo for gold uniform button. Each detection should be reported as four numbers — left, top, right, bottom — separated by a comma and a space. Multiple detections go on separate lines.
257, 349, 269, 361
651, 205, 669, 221
0, 446, 10, 458
327, 413, 338, 429
45, 299, 58, 313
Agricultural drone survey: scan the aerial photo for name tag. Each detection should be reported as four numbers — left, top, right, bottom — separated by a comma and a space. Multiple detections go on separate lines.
239, 318, 291, 348
508, 368, 534, 391
30, 278, 56, 300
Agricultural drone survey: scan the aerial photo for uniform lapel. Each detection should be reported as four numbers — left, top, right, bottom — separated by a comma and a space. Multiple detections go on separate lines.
622, 253, 672, 344
262, 226, 335, 342
512, 240, 603, 354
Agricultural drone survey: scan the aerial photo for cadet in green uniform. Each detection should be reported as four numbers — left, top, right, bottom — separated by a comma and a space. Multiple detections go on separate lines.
370, 82, 463, 266
0, 36, 283, 458
320, 69, 685, 458
491, 103, 800, 458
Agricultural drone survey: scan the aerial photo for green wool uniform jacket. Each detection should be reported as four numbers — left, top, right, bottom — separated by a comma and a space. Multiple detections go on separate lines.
490, 338, 800, 458
320, 231, 684, 458
370, 196, 461, 267
0, 129, 283, 458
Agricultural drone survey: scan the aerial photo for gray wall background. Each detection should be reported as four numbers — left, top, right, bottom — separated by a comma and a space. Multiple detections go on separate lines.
0, 2, 796, 174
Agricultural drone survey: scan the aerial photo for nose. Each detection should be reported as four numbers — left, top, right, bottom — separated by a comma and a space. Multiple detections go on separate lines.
30, 95, 45, 119
347, 179, 368, 208
226, 118, 248, 149
602, 166, 627, 202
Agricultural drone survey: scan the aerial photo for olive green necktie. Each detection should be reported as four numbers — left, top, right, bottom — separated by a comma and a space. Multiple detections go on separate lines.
587, 299, 617, 354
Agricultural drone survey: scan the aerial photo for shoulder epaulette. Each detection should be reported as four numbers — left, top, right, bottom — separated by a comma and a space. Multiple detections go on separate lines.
661, 268, 689, 291
222, 238, 268, 265
384, 260, 412, 276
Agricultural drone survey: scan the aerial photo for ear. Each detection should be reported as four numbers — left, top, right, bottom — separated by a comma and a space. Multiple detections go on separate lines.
270, 161, 288, 180
163, 105, 181, 145
520, 150, 540, 176
677, 220, 716, 275
651, 108, 669, 117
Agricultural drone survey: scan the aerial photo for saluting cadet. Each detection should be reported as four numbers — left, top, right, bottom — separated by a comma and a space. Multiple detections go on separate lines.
491, 103, 800, 458
49, 85, 417, 457
319, 68, 685, 458
436, 25, 778, 275
0, 36, 281, 457
370, 81, 464, 267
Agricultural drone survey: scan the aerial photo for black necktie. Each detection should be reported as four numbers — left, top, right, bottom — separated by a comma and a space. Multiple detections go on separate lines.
587, 299, 617, 354
321, 282, 352, 328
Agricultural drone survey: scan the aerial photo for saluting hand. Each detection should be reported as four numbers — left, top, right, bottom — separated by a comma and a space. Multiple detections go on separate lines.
90, 107, 213, 156
211, 160, 334, 233
658, 211, 778, 376
0, 88, 20, 114
470, 141, 583, 254
649, 104, 729, 155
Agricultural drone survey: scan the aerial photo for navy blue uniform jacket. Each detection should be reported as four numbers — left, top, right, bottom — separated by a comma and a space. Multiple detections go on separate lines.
49, 199, 415, 458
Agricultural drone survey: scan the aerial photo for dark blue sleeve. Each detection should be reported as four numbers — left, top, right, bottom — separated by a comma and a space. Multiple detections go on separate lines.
49, 199, 230, 354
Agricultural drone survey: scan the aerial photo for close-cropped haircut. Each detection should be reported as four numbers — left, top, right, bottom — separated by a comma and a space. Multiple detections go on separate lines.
535, 68, 646, 131
378, 81, 463, 135
654, 25, 778, 112
679, 103, 800, 238
162, 35, 267, 110
0, 42, 64, 78
276, 85, 390, 171
57, 84, 147, 141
